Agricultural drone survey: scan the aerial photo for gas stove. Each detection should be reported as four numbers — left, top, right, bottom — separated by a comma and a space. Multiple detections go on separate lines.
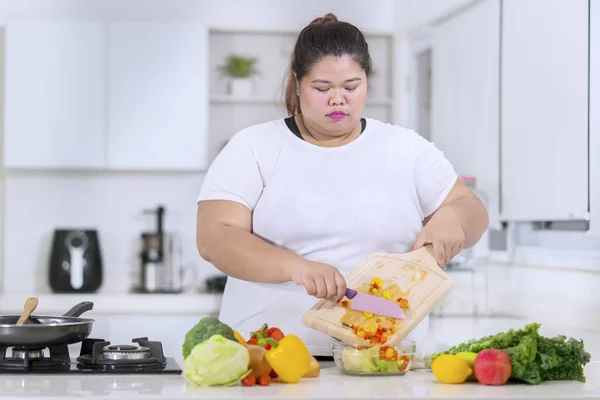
0, 337, 182, 374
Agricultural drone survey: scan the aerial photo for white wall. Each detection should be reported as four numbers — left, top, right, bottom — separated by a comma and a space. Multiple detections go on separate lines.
1, 172, 215, 294
0, 0, 396, 33
0, 0, 399, 295
394, 0, 479, 31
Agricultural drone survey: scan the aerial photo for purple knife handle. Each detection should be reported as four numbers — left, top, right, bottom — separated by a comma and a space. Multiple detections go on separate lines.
345, 288, 357, 299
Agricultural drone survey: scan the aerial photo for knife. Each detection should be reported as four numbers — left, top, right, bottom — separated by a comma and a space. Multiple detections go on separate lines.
344, 288, 406, 319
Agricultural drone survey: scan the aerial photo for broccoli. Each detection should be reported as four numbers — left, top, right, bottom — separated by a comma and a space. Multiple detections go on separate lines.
182, 317, 236, 359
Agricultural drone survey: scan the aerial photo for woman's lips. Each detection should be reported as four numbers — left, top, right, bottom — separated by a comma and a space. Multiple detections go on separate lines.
328, 111, 347, 120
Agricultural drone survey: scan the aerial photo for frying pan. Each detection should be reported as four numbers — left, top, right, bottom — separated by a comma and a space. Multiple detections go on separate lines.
0, 301, 94, 346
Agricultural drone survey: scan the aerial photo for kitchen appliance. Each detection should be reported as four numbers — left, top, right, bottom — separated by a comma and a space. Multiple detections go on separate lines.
0, 301, 94, 346
0, 336, 182, 374
0, 301, 181, 375
48, 229, 103, 293
344, 288, 406, 319
132, 206, 190, 294
303, 245, 454, 346
204, 275, 227, 293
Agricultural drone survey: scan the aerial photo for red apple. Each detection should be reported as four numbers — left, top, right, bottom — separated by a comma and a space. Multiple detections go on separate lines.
474, 349, 512, 385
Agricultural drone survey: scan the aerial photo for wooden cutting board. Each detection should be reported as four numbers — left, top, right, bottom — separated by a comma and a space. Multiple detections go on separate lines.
302, 245, 454, 346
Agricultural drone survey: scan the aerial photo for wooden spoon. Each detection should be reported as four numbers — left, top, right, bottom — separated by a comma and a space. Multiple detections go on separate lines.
16, 297, 39, 325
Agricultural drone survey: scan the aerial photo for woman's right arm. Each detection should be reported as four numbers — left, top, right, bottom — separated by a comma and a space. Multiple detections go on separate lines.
196, 199, 305, 283
197, 199, 346, 300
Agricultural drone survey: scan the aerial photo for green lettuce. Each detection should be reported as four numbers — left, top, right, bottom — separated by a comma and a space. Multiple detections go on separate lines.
184, 335, 251, 386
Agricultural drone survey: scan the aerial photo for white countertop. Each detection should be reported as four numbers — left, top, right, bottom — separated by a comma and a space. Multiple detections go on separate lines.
0, 293, 222, 315
0, 361, 599, 399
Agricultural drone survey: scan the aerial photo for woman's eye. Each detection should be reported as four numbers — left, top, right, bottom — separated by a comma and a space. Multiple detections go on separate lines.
345, 87, 358, 91
315, 88, 329, 92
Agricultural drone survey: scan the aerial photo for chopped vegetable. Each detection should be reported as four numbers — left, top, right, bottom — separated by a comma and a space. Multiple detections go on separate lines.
182, 317, 236, 359
264, 334, 312, 383
433, 323, 591, 384
184, 335, 251, 386
396, 298, 409, 309
341, 344, 409, 374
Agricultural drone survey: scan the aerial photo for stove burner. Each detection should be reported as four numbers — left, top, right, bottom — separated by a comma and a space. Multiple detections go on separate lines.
77, 337, 167, 371
11, 347, 44, 360
0, 337, 181, 374
103, 344, 151, 360
0, 344, 70, 371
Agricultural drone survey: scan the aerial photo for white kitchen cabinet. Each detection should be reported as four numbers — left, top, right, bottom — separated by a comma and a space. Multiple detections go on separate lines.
3, 22, 106, 169
430, 0, 501, 227
590, 0, 600, 234
107, 23, 209, 171
500, 0, 589, 221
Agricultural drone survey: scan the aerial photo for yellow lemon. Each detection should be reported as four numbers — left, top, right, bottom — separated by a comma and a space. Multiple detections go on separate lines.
233, 330, 246, 345
431, 354, 473, 384
456, 352, 478, 381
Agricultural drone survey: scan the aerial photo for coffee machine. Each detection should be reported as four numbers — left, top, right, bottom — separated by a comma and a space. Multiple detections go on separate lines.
132, 205, 186, 293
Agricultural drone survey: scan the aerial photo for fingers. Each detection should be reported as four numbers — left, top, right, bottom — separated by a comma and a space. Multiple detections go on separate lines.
304, 278, 317, 297
432, 240, 446, 267
334, 271, 347, 302
324, 271, 338, 301
313, 275, 327, 298
411, 232, 427, 251
301, 263, 347, 301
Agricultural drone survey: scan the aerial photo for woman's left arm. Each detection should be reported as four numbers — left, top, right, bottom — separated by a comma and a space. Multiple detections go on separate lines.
412, 179, 489, 266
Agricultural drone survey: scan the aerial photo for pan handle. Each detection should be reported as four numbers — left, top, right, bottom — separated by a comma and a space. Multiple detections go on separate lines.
62, 301, 94, 317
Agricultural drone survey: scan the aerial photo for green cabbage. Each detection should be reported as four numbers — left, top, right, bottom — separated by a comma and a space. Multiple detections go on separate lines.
184, 335, 251, 386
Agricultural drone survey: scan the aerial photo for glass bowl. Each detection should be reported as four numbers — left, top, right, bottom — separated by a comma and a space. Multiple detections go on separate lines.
331, 338, 416, 376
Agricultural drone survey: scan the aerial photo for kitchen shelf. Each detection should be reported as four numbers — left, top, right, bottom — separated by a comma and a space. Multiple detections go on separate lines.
210, 95, 281, 105
0, 292, 223, 315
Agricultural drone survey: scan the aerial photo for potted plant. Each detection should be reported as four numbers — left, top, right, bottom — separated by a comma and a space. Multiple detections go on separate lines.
218, 55, 258, 98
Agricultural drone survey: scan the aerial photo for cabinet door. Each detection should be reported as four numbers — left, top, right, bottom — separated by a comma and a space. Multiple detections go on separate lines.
3, 22, 106, 168
590, 0, 600, 233
107, 23, 209, 170
500, 0, 589, 221
431, 0, 501, 226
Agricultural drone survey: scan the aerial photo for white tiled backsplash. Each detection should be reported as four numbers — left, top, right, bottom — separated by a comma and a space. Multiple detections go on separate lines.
1, 172, 221, 294
437, 260, 600, 337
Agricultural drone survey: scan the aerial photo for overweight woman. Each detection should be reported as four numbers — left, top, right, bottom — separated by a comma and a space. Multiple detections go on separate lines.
196, 13, 489, 357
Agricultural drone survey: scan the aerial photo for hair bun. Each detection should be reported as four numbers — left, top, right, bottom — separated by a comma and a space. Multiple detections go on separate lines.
311, 13, 338, 25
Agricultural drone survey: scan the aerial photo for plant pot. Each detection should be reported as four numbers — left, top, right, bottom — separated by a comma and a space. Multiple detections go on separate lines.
227, 78, 253, 98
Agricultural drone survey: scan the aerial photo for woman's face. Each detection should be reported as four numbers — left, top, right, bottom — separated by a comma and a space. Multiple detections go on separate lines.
297, 55, 368, 137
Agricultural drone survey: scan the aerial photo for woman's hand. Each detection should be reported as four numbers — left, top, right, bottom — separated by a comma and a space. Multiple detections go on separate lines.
412, 206, 466, 267
289, 260, 347, 302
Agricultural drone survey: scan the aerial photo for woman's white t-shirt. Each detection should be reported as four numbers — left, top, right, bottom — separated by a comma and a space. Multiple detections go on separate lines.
197, 117, 457, 356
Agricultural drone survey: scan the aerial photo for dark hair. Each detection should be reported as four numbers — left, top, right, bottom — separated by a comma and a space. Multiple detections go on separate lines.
284, 13, 372, 115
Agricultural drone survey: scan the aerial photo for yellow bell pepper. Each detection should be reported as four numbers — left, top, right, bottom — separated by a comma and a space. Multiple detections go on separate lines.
233, 330, 246, 345
264, 334, 311, 384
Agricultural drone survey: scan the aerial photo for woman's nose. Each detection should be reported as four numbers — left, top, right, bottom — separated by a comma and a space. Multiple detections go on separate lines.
329, 90, 345, 106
